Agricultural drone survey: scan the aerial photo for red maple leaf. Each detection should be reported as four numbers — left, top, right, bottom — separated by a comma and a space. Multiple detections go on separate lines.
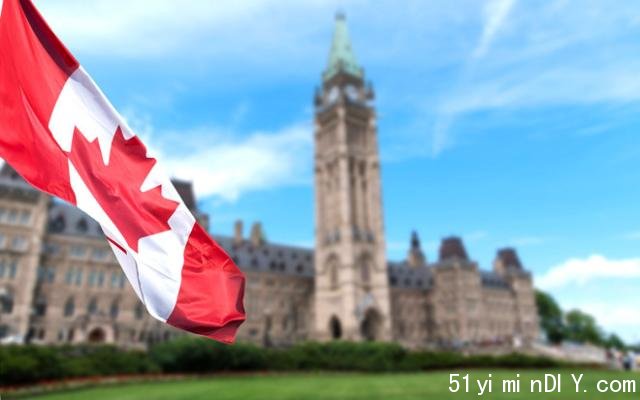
67, 127, 179, 252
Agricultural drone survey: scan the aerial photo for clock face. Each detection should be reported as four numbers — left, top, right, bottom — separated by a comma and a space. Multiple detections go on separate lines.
326, 86, 340, 104
345, 85, 359, 102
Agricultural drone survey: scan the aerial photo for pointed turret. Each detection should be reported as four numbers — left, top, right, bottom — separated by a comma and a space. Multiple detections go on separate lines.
407, 231, 426, 267
323, 13, 363, 82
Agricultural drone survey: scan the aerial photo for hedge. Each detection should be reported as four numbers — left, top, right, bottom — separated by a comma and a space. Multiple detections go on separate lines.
0, 338, 562, 386
0, 345, 158, 386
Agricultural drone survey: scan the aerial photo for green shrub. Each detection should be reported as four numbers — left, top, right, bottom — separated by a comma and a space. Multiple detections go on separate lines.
149, 337, 268, 373
0, 339, 564, 386
0, 344, 158, 386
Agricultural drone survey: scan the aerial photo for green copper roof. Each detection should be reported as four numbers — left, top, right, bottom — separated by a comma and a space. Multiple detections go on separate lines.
323, 13, 363, 82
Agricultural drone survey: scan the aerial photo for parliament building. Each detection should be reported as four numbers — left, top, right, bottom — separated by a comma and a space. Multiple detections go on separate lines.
0, 15, 538, 349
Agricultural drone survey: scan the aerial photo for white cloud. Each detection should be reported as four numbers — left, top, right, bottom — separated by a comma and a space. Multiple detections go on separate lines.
440, 64, 640, 115
121, 109, 312, 202
430, 0, 640, 156
537, 254, 640, 290
577, 302, 640, 329
472, 0, 515, 60
430, 0, 515, 156
163, 124, 312, 202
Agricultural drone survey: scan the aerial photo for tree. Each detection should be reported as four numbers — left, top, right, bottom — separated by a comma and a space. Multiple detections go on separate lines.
604, 333, 626, 350
565, 309, 604, 345
535, 290, 565, 343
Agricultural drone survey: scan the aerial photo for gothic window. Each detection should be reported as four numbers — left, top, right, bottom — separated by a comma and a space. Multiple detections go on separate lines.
327, 256, 339, 290
49, 215, 65, 232
88, 270, 97, 287
65, 267, 74, 284
34, 295, 47, 317
11, 236, 27, 251
87, 298, 98, 315
135, 303, 144, 320
44, 242, 60, 255
0, 289, 14, 314
36, 266, 46, 282
329, 315, 342, 340
397, 321, 406, 338
110, 272, 119, 288
92, 248, 109, 261
46, 266, 55, 283
70, 245, 87, 259
8, 260, 17, 279
7, 209, 17, 224
19, 210, 31, 225
74, 269, 83, 286
64, 297, 75, 317
110, 301, 119, 319
76, 218, 88, 233
360, 257, 371, 285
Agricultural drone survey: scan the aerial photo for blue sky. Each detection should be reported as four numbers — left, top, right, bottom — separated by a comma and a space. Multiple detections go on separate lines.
32, 0, 640, 342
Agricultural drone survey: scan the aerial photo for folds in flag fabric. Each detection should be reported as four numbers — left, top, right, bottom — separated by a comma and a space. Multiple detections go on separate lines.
0, 0, 245, 343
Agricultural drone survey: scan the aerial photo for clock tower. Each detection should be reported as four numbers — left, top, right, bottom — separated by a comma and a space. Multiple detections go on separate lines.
313, 13, 391, 341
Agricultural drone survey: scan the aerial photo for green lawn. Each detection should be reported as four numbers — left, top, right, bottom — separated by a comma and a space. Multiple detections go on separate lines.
15, 370, 640, 400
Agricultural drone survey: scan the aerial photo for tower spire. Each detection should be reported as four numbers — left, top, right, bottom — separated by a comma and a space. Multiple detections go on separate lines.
407, 231, 426, 267
323, 13, 363, 82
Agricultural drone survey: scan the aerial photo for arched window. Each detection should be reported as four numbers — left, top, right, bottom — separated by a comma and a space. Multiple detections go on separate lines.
135, 303, 144, 320
110, 301, 119, 319
360, 255, 371, 285
329, 315, 342, 340
0, 288, 14, 314
87, 297, 98, 315
34, 295, 47, 316
326, 256, 339, 290
64, 297, 75, 317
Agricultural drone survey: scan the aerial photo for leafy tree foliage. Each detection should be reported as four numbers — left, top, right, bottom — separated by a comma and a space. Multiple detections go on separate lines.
535, 290, 565, 343
535, 290, 625, 349
565, 309, 604, 345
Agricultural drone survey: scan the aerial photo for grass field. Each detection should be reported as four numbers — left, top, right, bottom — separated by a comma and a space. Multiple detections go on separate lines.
14, 370, 639, 400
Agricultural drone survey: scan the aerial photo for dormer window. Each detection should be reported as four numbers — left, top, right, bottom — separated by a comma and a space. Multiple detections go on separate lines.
76, 218, 88, 233
49, 215, 65, 233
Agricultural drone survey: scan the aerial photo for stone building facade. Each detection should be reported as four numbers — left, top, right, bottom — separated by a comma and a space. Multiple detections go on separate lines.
0, 14, 538, 349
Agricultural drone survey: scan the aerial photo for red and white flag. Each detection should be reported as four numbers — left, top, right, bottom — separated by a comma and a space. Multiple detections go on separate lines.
0, 0, 245, 343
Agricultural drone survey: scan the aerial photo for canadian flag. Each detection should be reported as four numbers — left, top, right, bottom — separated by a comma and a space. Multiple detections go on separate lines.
0, 0, 245, 342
